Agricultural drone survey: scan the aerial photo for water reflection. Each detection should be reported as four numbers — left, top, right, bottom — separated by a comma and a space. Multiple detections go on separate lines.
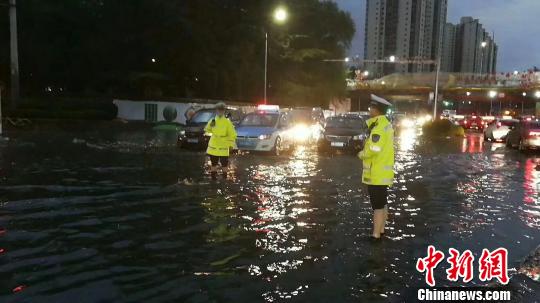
522, 158, 540, 228
461, 134, 484, 153
397, 128, 417, 152
2, 128, 540, 302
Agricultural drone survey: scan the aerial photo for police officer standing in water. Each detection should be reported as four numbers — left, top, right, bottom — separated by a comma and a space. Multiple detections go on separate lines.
358, 94, 394, 240
204, 102, 237, 180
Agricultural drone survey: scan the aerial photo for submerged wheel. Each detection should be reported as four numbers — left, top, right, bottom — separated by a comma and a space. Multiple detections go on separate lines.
272, 137, 282, 156
519, 139, 526, 152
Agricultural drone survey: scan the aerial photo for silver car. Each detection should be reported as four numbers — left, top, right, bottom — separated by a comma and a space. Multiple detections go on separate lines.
506, 120, 540, 151
483, 119, 518, 142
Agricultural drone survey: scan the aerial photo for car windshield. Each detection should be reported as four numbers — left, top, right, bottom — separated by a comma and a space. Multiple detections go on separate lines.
326, 117, 365, 129
190, 110, 215, 124
240, 113, 279, 127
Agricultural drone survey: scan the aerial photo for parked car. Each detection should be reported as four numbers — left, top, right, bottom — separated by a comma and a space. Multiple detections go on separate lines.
506, 120, 540, 151
178, 107, 243, 149
318, 115, 368, 154
483, 118, 519, 142
235, 105, 295, 155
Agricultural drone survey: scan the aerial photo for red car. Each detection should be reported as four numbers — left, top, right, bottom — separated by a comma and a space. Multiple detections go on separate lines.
461, 115, 494, 130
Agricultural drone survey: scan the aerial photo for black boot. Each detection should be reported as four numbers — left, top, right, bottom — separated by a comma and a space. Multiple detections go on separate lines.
210, 171, 217, 180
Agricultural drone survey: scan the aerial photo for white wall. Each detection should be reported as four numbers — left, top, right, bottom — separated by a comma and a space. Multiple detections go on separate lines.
113, 100, 213, 124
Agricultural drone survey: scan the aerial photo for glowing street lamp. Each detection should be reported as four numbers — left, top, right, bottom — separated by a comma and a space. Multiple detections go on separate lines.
363, 71, 369, 77
481, 41, 487, 48
264, 7, 289, 104
488, 90, 497, 115
344, 57, 350, 63
389, 55, 396, 62
273, 7, 288, 23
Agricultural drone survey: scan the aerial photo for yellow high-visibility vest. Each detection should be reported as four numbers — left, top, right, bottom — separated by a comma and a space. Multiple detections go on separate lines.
204, 116, 237, 157
358, 115, 395, 185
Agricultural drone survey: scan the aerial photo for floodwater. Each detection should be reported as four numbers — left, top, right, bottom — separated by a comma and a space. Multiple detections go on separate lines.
0, 124, 539, 302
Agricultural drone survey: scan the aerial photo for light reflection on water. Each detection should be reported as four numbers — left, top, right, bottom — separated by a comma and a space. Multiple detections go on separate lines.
1, 129, 540, 302
522, 158, 540, 228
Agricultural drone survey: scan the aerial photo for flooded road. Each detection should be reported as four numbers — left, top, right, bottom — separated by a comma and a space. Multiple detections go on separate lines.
0, 125, 539, 302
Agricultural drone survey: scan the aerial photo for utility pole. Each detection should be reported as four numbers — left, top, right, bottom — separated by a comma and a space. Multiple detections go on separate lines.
433, 57, 441, 120
9, 0, 20, 108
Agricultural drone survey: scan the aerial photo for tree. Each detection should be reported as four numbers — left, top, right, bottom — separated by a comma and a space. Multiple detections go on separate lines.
0, 0, 355, 107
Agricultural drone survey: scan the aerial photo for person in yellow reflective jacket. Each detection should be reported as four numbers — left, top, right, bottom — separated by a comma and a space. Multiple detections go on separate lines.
358, 94, 394, 240
204, 102, 237, 180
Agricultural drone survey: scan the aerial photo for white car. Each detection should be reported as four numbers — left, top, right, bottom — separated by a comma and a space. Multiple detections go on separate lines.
483, 119, 519, 142
235, 105, 295, 155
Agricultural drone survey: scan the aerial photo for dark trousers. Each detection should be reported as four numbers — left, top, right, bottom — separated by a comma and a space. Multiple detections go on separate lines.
367, 185, 388, 210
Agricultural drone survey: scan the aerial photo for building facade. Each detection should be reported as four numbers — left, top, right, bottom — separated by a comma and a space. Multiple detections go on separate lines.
364, 0, 448, 77
441, 17, 498, 74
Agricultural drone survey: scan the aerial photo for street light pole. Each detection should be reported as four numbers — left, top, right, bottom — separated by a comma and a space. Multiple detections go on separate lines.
263, 7, 287, 105
264, 32, 268, 104
0, 86, 3, 135
479, 42, 487, 76
9, 0, 20, 108
433, 57, 441, 120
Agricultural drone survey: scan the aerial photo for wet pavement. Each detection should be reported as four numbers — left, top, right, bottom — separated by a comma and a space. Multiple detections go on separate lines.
0, 124, 539, 302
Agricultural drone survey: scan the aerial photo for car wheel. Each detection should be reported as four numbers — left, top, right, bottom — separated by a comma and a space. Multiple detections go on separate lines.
519, 139, 526, 152
272, 137, 282, 156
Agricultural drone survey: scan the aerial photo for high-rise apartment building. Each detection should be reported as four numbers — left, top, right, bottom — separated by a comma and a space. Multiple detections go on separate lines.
364, 0, 448, 76
441, 17, 498, 74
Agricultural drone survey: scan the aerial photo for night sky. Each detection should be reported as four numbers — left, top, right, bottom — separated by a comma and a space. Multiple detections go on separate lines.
334, 0, 540, 72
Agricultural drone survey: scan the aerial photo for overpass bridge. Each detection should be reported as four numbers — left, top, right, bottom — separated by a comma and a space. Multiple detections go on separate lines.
347, 71, 540, 116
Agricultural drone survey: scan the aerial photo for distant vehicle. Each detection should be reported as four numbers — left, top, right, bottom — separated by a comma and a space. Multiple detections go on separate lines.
392, 113, 416, 129
463, 115, 494, 130
318, 115, 368, 153
235, 105, 295, 155
452, 115, 467, 127
506, 120, 540, 151
288, 107, 326, 143
178, 107, 243, 148
483, 118, 519, 142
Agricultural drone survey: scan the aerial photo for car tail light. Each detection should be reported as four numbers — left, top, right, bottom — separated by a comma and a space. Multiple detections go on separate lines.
496, 122, 502, 128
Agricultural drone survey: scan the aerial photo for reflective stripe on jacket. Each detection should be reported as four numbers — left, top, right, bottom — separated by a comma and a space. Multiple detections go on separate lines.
204, 116, 237, 157
358, 115, 395, 185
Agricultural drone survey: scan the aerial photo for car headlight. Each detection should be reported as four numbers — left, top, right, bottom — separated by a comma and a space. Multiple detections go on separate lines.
292, 124, 311, 141
401, 119, 415, 128
179, 130, 186, 136
258, 134, 272, 140
352, 135, 364, 140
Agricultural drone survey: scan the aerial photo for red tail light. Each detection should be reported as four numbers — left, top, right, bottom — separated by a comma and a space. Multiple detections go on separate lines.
496, 122, 502, 128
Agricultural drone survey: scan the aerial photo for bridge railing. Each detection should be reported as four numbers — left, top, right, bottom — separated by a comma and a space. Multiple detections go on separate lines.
347, 72, 540, 90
